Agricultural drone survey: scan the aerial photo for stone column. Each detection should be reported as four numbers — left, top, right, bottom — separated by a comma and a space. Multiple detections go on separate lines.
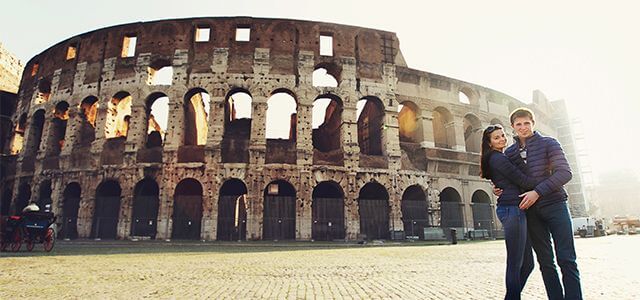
420, 111, 436, 148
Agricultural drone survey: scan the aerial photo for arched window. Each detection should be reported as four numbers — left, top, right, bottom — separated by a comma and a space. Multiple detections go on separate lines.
432, 107, 454, 149
312, 94, 342, 152
27, 110, 46, 155
147, 60, 173, 85
47, 101, 69, 155
266, 90, 297, 140
105, 92, 132, 139
398, 101, 422, 143
357, 97, 384, 155
463, 113, 482, 153
77, 96, 98, 147
145, 93, 169, 148
183, 88, 210, 146
312, 66, 338, 87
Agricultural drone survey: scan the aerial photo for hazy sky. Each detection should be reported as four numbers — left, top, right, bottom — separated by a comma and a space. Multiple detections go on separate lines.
2, 0, 638, 182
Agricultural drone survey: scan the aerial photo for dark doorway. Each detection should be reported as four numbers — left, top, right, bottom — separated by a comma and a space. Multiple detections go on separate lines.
1, 187, 13, 216
92, 180, 122, 239
172, 178, 203, 240
472, 190, 494, 235
263, 180, 296, 240
131, 178, 160, 238
15, 183, 31, 214
358, 182, 390, 240
217, 179, 248, 241
312, 181, 345, 241
401, 185, 429, 239
440, 187, 464, 228
61, 183, 81, 239
37, 180, 52, 211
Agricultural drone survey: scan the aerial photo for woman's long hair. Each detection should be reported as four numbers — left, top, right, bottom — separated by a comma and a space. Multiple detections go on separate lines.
480, 124, 503, 179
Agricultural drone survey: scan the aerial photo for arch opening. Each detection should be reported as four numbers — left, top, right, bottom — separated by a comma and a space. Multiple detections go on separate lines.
401, 185, 429, 239
105, 92, 132, 139
61, 182, 81, 239
217, 179, 248, 241
172, 178, 203, 240
312, 181, 345, 241
146, 93, 169, 148
222, 90, 252, 163
92, 180, 122, 239
263, 180, 296, 240
312, 95, 343, 153
183, 89, 210, 146
77, 96, 98, 147
131, 178, 160, 238
463, 114, 482, 153
47, 101, 69, 155
357, 97, 384, 156
439, 187, 464, 230
358, 182, 390, 240
472, 190, 494, 236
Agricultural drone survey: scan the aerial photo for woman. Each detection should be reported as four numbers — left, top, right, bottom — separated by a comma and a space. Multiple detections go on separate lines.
480, 124, 536, 300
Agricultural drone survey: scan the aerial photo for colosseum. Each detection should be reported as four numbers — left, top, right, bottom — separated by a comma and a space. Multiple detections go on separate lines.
0, 17, 565, 241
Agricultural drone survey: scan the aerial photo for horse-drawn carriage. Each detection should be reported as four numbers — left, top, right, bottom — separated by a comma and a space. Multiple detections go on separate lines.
1, 211, 56, 252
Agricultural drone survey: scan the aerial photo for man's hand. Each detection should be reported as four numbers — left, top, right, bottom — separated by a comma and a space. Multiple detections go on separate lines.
492, 186, 503, 197
519, 190, 540, 210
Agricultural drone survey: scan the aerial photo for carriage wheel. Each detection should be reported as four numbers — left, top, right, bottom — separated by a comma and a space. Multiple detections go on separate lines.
10, 229, 22, 252
43, 228, 55, 252
26, 238, 35, 252
0, 239, 8, 252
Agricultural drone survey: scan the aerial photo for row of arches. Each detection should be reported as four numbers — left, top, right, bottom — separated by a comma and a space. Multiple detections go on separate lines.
3, 178, 494, 241
11, 86, 504, 159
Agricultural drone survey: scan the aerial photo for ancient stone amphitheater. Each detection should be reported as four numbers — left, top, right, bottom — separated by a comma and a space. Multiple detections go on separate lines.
0, 17, 559, 241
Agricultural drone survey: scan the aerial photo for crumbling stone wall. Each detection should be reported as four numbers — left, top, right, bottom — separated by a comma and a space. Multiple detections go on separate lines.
1, 17, 558, 241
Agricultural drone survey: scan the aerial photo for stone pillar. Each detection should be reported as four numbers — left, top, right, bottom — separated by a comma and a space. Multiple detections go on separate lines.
249, 98, 267, 166
449, 116, 466, 152
61, 106, 80, 156
345, 174, 360, 240
420, 111, 436, 148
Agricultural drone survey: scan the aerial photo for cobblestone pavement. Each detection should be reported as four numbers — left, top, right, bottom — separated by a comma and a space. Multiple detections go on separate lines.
1, 235, 638, 299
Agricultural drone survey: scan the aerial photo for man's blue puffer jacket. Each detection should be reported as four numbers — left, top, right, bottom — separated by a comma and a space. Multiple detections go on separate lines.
505, 131, 572, 207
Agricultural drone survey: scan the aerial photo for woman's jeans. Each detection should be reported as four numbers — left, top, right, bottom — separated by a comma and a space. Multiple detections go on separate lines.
497, 205, 534, 300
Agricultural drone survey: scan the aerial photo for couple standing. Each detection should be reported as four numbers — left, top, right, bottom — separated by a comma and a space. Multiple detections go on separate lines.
480, 108, 582, 300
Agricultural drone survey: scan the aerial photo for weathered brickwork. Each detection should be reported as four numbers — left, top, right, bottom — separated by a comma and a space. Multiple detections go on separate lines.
0, 17, 562, 241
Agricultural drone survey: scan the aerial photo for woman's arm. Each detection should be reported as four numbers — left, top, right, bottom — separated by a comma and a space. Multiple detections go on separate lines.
490, 152, 537, 189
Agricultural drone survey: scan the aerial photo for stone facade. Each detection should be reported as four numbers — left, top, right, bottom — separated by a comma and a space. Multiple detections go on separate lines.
0, 17, 561, 241
0, 43, 23, 93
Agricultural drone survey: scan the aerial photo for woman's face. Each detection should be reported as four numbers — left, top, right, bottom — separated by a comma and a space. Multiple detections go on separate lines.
489, 129, 507, 151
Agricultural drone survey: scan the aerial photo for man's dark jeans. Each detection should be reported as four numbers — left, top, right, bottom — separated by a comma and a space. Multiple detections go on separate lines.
496, 205, 534, 300
527, 201, 582, 300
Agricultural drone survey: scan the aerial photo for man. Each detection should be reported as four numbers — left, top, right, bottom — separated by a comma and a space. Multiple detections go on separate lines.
496, 108, 582, 300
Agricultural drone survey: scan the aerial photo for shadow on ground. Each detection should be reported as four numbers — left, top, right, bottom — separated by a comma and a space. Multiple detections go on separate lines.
0, 239, 465, 257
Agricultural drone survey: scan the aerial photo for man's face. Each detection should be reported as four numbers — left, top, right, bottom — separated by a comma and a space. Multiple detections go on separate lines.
511, 116, 534, 139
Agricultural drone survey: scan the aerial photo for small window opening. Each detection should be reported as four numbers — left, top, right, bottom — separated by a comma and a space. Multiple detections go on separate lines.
31, 63, 39, 77
148, 66, 173, 85
195, 27, 210, 42
266, 92, 297, 140
235, 27, 250, 42
312, 68, 338, 87
121, 35, 137, 58
320, 34, 333, 56
66, 44, 77, 60
459, 91, 470, 104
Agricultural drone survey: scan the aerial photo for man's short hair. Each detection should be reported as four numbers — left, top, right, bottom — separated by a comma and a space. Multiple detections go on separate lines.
509, 107, 535, 124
